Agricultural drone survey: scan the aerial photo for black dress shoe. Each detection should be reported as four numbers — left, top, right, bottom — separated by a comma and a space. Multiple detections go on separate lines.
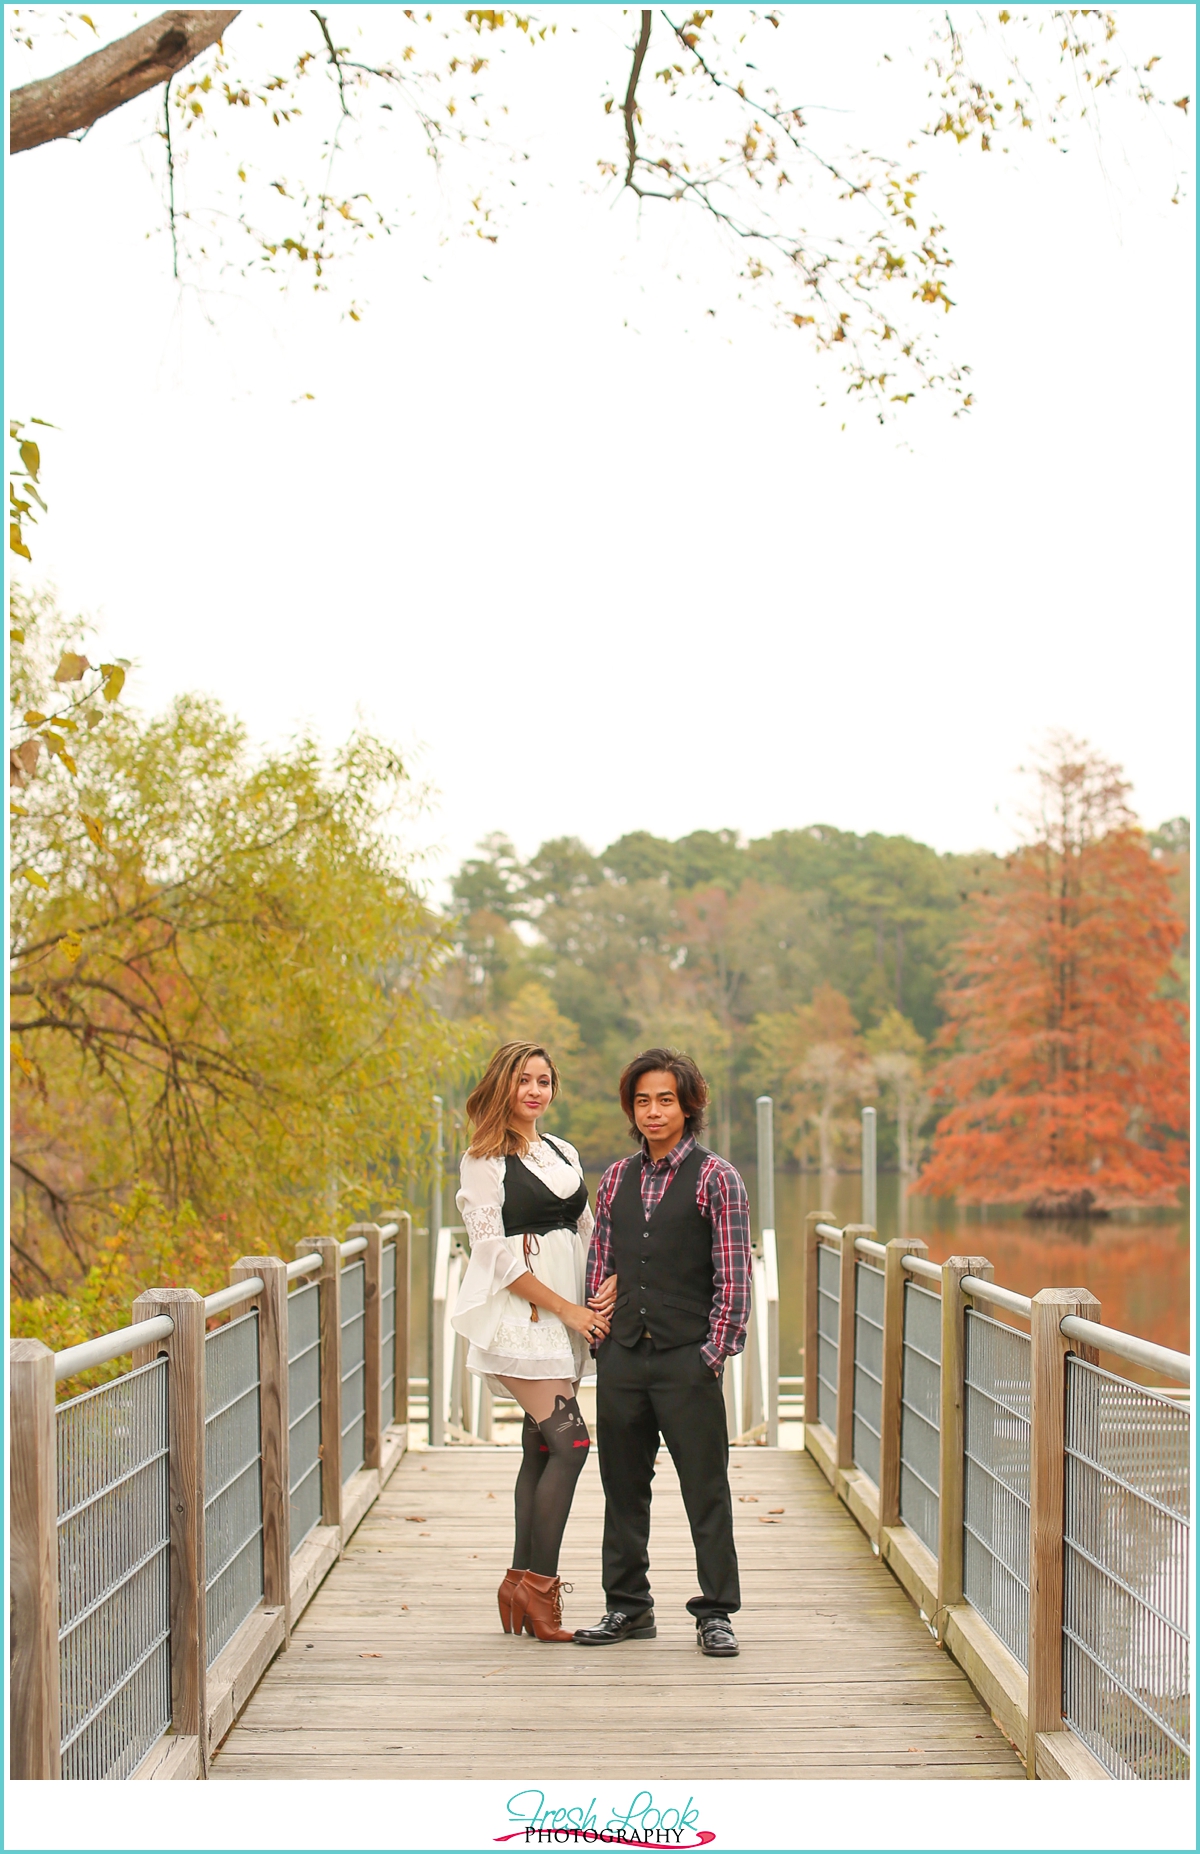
573, 1609, 657, 1645
696, 1615, 739, 1657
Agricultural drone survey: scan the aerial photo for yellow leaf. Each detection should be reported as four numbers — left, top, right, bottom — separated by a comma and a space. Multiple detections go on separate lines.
19, 439, 40, 480
80, 812, 105, 849
59, 748, 78, 776
59, 931, 83, 964
9, 525, 31, 561
10, 803, 28, 817
10, 628, 25, 642
22, 868, 49, 890
100, 665, 126, 703
10, 1038, 36, 1081
1174, 96, 1190, 112
54, 650, 90, 682
23, 710, 46, 726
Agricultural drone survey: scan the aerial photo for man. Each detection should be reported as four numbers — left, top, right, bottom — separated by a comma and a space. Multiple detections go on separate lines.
574, 1048, 750, 1658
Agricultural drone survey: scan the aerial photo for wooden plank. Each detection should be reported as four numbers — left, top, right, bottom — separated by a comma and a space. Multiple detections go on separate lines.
9, 1339, 61, 1780
206, 1602, 287, 1754
1036, 1728, 1112, 1781
936, 1255, 992, 1619
131, 1734, 202, 1780
296, 1237, 342, 1524
289, 1526, 341, 1623
133, 1286, 208, 1767
879, 1238, 927, 1531
231, 1256, 290, 1625
213, 1443, 1023, 1782
1026, 1286, 1100, 1775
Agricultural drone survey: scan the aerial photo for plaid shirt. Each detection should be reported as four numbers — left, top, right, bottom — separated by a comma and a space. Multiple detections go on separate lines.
586, 1134, 751, 1371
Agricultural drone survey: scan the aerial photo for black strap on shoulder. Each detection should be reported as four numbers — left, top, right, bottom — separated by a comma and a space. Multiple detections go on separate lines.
541, 1135, 574, 1169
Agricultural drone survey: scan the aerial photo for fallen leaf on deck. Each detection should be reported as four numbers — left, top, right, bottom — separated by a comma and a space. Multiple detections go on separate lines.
758, 1516, 780, 1524
769, 1507, 784, 1514
360, 1652, 383, 1658
738, 1496, 758, 1503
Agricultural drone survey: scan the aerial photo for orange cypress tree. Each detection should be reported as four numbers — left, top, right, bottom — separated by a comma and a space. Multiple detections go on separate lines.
917, 738, 1189, 1208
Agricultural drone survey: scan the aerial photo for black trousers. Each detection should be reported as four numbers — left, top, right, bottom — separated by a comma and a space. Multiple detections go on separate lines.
595, 1335, 740, 1621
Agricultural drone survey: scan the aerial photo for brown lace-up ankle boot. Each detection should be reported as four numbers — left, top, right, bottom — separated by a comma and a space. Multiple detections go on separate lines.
497, 1568, 525, 1633
510, 1571, 574, 1642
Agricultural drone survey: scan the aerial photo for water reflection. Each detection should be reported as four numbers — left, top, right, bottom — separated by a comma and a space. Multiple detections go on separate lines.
740, 1167, 1191, 1389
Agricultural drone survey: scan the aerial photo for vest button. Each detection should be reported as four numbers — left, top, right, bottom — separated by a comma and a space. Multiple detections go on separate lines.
640, 1307, 647, 1314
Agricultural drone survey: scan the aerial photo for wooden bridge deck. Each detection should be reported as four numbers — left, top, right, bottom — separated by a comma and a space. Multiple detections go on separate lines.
212, 1445, 1023, 1780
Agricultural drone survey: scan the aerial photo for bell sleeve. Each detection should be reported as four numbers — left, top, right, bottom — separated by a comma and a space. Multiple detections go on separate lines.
450, 1156, 527, 1343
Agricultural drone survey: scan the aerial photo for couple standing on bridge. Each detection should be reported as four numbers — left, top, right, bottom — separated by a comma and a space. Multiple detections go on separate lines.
451, 1040, 750, 1658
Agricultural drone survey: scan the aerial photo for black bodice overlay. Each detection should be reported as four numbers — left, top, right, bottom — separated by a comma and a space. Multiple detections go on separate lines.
500, 1138, 589, 1239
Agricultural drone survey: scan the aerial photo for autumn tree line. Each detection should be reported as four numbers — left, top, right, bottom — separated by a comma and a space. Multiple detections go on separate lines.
10, 585, 1189, 1358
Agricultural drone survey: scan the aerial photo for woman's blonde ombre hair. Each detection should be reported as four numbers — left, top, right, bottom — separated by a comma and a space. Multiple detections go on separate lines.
465, 1041, 561, 1159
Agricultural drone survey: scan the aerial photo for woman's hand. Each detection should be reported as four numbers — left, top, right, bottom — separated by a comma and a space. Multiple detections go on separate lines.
588, 1274, 618, 1315
560, 1300, 610, 1342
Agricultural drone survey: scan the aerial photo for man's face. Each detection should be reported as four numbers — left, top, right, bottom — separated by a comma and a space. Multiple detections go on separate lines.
632, 1070, 687, 1152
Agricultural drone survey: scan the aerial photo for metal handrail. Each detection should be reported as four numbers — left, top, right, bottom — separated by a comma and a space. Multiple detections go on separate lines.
340, 1235, 369, 1260
815, 1222, 842, 1242
1060, 1316, 1191, 1386
854, 1235, 887, 1261
286, 1253, 322, 1281
53, 1316, 176, 1385
203, 1276, 265, 1318
901, 1254, 942, 1283
961, 1276, 1033, 1319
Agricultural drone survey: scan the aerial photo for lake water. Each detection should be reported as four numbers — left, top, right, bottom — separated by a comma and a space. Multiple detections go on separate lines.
741, 1165, 1191, 1390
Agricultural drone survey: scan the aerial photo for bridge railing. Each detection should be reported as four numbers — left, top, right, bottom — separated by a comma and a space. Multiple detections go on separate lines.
428, 1223, 782, 1449
802, 1213, 1191, 1783
10, 1217, 412, 1782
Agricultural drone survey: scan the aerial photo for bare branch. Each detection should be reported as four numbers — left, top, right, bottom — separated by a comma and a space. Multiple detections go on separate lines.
623, 9, 653, 189
11, 9, 241, 155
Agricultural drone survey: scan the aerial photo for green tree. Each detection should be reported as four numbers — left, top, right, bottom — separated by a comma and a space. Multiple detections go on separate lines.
10, 588, 469, 1308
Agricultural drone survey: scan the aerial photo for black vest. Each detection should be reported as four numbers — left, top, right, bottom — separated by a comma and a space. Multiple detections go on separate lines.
609, 1145, 715, 1351
501, 1139, 588, 1238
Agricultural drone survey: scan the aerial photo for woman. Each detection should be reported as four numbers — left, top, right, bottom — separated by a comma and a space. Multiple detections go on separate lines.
451, 1041, 615, 1642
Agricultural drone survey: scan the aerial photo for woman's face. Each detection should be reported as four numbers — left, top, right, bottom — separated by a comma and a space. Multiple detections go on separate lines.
510, 1055, 554, 1131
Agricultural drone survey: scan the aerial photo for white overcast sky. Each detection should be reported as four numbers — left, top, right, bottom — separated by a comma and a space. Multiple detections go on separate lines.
6, 3, 1195, 896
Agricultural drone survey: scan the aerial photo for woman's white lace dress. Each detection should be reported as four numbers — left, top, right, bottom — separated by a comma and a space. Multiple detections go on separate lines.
450, 1137, 595, 1388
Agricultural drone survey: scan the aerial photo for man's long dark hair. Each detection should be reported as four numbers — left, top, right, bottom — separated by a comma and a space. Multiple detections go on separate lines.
618, 1047, 709, 1141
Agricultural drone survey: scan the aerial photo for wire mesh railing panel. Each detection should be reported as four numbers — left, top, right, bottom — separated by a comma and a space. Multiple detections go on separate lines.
816, 1243, 840, 1436
340, 1259, 367, 1482
900, 1280, 941, 1557
852, 1261, 884, 1488
1063, 1357, 1190, 1780
381, 1242, 397, 1433
56, 1359, 171, 1780
287, 1279, 322, 1554
204, 1311, 263, 1667
963, 1309, 1031, 1666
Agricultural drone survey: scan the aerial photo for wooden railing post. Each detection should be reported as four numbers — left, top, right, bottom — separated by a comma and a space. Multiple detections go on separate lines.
803, 1210, 831, 1428
1027, 1286, 1100, 1778
132, 1287, 208, 1771
352, 1223, 384, 1471
879, 1238, 928, 1535
390, 1212, 411, 1429
296, 1237, 343, 1526
230, 1257, 290, 1631
10, 1339, 61, 1780
935, 1255, 992, 1630
838, 1226, 870, 1469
